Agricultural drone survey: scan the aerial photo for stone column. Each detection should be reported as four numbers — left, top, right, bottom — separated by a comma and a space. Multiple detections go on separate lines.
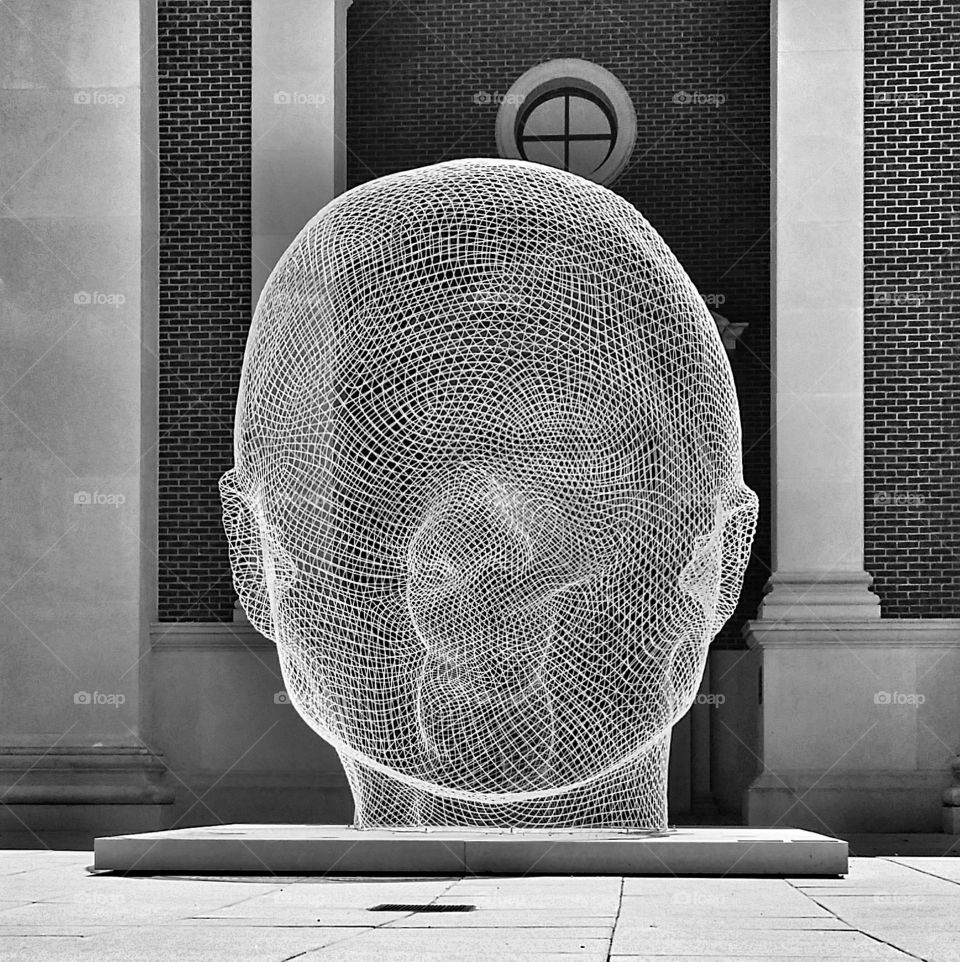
745, 0, 960, 833
759, 0, 879, 622
252, 0, 351, 305
0, 0, 170, 836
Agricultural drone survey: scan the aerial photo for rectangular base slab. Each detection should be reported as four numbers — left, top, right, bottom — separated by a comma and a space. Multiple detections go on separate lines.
94, 825, 847, 876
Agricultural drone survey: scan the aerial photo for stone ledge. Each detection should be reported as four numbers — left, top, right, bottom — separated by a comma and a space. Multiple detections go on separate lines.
159, 619, 960, 652
747, 769, 949, 833
0, 746, 174, 806
171, 768, 349, 792
749, 769, 949, 792
0, 745, 175, 836
745, 618, 960, 647
151, 623, 273, 650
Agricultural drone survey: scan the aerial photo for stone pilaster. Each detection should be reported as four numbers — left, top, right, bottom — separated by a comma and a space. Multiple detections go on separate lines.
758, 0, 880, 624
0, 0, 171, 837
251, 0, 351, 305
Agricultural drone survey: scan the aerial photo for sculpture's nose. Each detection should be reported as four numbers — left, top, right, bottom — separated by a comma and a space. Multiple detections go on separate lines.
405, 478, 585, 691
410, 558, 557, 679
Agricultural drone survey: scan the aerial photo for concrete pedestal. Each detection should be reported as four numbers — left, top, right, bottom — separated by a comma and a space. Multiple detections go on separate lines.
94, 824, 847, 876
745, 619, 960, 832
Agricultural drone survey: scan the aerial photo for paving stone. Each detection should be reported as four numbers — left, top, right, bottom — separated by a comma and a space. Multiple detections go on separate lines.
615, 916, 851, 932
190, 905, 405, 925
611, 957, 882, 961
384, 912, 616, 928
610, 930, 910, 958
811, 893, 960, 918
197, 880, 452, 912
0, 925, 113, 937
863, 930, 960, 962
0, 891, 283, 927
312, 926, 611, 957
619, 897, 833, 918
0, 846, 958, 961
887, 856, 960, 884
310, 949, 608, 962
0, 927, 355, 962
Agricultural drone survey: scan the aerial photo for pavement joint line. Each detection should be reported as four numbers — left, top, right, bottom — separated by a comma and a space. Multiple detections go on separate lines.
275, 875, 462, 961
883, 855, 960, 890
785, 877, 928, 961
605, 876, 624, 962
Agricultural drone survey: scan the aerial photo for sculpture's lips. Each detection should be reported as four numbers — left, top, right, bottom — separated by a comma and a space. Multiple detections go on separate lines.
420, 650, 545, 704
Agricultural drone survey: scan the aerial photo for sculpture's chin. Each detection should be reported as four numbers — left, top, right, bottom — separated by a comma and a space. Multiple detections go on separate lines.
412, 656, 557, 793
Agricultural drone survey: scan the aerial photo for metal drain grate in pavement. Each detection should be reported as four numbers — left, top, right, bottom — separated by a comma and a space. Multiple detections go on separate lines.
369, 903, 476, 913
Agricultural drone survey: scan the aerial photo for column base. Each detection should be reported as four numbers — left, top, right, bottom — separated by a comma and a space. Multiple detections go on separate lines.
0, 745, 174, 837
943, 808, 960, 834
744, 618, 960, 834
757, 571, 881, 621
747, 769, 948, 834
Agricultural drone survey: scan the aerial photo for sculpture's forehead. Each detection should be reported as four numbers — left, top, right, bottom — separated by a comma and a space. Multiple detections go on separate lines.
320, 159, 634, 224
303, 164, 655, 293
250, 160, 705, 368
237, 161, 738, 480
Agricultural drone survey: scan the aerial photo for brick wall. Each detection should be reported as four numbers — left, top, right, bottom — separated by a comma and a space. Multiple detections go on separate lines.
154, 3, 960, 625
345, 0, 772, 644
864, 1, 959, 616
155, 0, 772, 632
157, 0, 251, 620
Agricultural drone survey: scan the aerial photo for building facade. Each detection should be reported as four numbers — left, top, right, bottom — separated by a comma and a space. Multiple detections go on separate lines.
0, 0, 956, 839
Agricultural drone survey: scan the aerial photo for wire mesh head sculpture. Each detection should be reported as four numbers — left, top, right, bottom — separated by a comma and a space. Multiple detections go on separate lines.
221, 158, 758, 831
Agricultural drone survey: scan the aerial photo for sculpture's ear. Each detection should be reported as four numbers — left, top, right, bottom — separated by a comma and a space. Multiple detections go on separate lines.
678, 486, 758, 635
219, 468, 275, 641
714, 485, 759, 628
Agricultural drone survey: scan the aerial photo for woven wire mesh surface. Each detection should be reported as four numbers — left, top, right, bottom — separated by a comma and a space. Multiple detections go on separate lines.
221, 159, 757, 830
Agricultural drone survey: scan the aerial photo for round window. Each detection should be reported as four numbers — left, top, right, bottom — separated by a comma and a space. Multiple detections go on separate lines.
496, 60, 636, 185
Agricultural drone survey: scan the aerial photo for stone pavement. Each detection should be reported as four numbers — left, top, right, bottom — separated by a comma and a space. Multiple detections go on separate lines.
2, 846, 960, 961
